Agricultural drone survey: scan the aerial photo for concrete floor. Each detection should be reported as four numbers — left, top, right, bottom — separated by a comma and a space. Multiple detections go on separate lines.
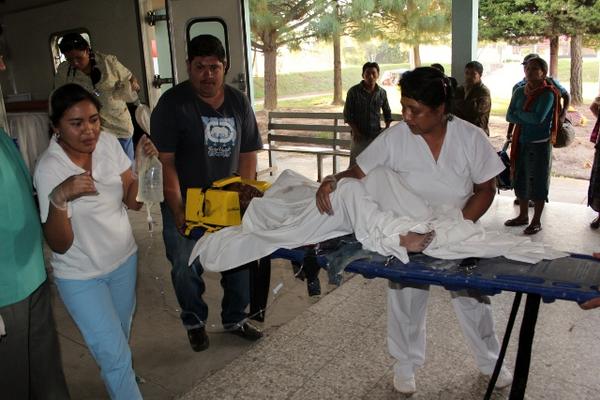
50, 153, 600, 399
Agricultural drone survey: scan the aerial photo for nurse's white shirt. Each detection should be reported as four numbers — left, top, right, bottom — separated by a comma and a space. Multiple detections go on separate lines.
34, 131, 137, 280
357, 117, 505, 210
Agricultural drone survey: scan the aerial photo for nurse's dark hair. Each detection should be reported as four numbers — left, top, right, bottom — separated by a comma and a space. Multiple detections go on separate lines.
49, 83, 101, 125
399, 67, 454, 113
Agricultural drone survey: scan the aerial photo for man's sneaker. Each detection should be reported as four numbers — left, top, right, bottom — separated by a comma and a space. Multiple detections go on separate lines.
227, 321, 263, 341
187, 326, 209, 352
484, 367, 513, 389
393, 374, 416, 395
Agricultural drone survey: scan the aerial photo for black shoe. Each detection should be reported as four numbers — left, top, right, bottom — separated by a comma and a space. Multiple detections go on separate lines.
227, 321, 263, 341
187, 327, 209, 352
307, 278, 321, 297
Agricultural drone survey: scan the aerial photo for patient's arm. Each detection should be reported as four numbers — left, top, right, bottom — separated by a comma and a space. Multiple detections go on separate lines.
462, 178, 496, 222
316, 164, 366, 215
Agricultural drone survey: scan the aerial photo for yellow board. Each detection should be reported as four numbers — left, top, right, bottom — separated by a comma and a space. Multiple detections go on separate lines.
184, 176, 271, 235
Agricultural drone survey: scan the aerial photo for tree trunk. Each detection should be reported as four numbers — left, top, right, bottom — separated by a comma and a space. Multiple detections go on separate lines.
263, 43, 278, 110
413, 45, 421, 67
549, 36, 559, 78
332, 29, 343, 105
570, 34, 583, 105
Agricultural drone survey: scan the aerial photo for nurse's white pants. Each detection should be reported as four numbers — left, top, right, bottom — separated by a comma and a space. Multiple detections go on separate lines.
387, 282, 501, 379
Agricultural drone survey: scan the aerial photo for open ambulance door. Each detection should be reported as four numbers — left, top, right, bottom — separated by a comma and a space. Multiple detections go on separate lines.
138, 0, 252, 108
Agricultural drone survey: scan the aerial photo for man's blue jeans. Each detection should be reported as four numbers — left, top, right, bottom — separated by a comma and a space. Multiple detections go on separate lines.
160, 203, 250, 329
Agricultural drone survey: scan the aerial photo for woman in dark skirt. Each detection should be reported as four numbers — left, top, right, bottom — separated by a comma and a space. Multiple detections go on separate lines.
504, 57, 560, 235
588, 95, 600, 228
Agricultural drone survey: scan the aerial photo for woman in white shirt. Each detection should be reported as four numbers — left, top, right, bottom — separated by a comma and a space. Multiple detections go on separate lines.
34, 83, 156, 400
316, 67, 512, 395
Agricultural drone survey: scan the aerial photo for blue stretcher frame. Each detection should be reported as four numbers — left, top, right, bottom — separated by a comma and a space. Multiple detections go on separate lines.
271, 248, 600, 304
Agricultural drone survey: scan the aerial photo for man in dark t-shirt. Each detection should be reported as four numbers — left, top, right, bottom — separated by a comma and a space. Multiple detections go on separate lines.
151, 35, 263, 352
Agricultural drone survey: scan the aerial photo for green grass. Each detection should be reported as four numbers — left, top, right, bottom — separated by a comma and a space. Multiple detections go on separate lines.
252, 59, 599, 99
556, 59, 599, 83
491, 98, 511, 118
263, 93, 510, 117
252, 59, 599, 113
252, 63, 409, 99
253, 94, 336, 112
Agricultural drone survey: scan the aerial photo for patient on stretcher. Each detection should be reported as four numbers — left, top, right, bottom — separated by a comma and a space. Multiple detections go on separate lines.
189, 167, 563, 273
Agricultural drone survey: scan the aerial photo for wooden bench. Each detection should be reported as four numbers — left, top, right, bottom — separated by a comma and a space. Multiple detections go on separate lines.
264, 111, 401, 181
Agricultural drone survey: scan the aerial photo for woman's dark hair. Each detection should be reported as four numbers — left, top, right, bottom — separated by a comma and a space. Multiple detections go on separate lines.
58, 33, 100, 86
399, 67, 454, 113
526, 57, 548, 75
50, 83, 101, 125
58, 33, 90, 53
187, 34, 226, 64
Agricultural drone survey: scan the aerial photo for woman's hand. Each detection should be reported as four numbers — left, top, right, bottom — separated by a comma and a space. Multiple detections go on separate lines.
49, 171, 97, 209
316, 175, 337, 215
135, 134, 158, 159
124, 135, 159, 210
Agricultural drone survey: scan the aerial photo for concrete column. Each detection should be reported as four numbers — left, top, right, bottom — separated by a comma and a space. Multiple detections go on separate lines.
451, 0, 478, 85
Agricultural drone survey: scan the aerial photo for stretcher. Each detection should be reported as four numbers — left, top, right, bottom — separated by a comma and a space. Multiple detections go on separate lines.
270, 247, 600, 400
272, 248, 600, 303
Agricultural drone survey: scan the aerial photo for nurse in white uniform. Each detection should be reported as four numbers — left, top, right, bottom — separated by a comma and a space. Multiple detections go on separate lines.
316, 67, 512, 395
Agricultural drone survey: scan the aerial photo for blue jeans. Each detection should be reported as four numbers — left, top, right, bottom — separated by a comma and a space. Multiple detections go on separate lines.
160, 203, 250, 329
55, 254, 141, 400
118, 137, 134, 162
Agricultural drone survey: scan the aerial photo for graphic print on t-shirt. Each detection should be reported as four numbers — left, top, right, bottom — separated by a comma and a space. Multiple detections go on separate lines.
202, 116, 237, 158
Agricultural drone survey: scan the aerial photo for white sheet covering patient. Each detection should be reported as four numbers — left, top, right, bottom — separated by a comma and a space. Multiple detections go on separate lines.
189, 166, 564, 272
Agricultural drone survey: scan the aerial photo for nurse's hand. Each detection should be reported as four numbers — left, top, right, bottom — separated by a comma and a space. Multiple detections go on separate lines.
49, 172, 98, 210
136, 134, 158, 159
316, 175, 337, 215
